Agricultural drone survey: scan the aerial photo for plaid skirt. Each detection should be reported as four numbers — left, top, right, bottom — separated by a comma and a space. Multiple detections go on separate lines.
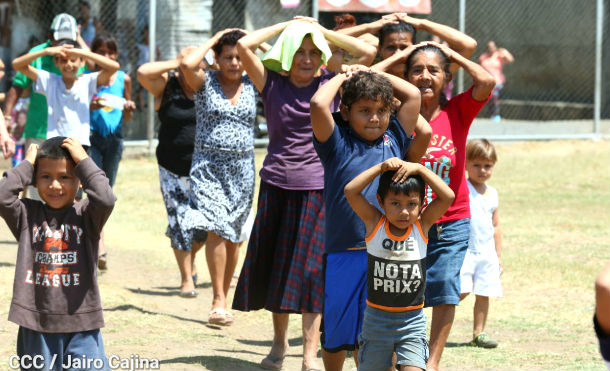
232, 181, 325, 313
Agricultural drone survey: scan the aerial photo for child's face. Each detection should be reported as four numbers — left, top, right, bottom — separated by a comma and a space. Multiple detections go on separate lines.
93, 44, 118, 61
466, 158, 495, 187
378, 190, 422, 232
35, 157, 80, 209
54, 55, 83, 79
342, 97, 390, 143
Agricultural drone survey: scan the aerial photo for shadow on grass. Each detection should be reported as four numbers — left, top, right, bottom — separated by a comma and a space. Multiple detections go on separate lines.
235, 336, 303, 347
160, 355, 260, 370
105, 304, 208, 326
445, 341, 472, 348
0, 240, 17, 245
155, 282, 212, 290
125, 287, 179, 296
0, 262, 15, 267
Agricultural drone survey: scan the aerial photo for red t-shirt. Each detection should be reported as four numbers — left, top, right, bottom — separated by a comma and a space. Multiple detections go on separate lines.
420, 86, 489, 223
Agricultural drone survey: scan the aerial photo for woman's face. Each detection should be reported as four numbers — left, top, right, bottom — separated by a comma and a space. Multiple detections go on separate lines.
217, 45, 243, 82
406, 50, 448, 103
289, 36, 321, 85
379, 31, 413, 77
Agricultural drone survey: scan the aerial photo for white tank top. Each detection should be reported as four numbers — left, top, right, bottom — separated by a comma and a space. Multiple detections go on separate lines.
365, 216, 428, 312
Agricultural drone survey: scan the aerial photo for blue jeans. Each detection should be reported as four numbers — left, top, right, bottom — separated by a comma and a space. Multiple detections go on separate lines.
89, 130, 123, 187
16, 327, 108, 370
425, 218, 470, 307
357, 307, 428, 370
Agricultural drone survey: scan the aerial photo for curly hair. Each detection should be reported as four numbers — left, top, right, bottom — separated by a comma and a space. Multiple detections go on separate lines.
341, 71, 394, 109
212, 30, 246, 56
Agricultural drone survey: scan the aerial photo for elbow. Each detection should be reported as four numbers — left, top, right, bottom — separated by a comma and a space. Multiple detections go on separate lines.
236, 39, 249, 55
136, 67, 147, 85
362, 45, 377, 66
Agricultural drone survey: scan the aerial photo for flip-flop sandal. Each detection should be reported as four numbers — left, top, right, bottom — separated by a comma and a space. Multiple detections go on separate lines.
260, 354, 284, 370
208, 308, 234, 326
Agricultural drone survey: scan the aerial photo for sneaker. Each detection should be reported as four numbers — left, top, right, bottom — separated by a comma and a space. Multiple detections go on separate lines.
470, 333, 498, 348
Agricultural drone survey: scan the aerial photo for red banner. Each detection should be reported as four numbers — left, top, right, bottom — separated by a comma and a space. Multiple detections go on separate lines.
318, 0, 431, 14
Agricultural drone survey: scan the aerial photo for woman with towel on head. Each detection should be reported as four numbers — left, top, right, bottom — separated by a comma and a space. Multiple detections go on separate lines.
231, 17, 376, 371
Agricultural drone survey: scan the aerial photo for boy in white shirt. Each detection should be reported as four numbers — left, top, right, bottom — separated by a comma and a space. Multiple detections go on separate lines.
460, 138, 502, 348
12, 41, 119, 147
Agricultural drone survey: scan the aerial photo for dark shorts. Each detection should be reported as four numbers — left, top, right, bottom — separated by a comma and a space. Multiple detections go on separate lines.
232, 182, 325, 313
321, 249, 367, 352
425, 218, 470, 307
17, 327, 108, 371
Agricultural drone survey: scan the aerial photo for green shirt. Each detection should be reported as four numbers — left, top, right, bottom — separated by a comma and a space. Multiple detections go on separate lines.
13, 41, 85, 139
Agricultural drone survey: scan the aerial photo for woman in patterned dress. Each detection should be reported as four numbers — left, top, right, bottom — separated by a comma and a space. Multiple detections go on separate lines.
137, 47, 207, 298
180, 29, 258, 326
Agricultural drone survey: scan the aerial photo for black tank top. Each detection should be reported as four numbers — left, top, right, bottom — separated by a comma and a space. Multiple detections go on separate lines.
156, 72, 196, 176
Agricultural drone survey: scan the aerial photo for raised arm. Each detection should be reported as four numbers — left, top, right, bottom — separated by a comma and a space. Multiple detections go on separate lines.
436, 43, 495, 101
377, 70, 420, 134
237, 21, 293, 92
499, 47, 514, 64
405, 115, 432, 163
335, 17, 397, 45
394, 13, 477, 74
416, 163, 454, 233
371, 43, 417, 75
319, 24, 377, 69
12, 47, 60, 81
344, 161, 386, 234
181, 30, 229, 92
69, 48, 119, 86
137, 58, 179, 103
310, 71, 347, 142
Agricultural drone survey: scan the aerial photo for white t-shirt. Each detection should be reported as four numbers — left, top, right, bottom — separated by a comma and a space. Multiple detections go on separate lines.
35, 69, 99, 146
467, 180, 498, 253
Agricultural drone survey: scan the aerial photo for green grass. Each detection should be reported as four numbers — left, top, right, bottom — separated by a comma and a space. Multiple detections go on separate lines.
0, 140, 608, 370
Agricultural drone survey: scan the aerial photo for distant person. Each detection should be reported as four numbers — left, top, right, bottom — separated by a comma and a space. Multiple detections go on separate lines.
459, 139, 502, 348
3, 13, 87, 199
344, 158, 454, 371
12, 38, 119, 147
137, 47, 207, 299
136, 26, 162, 110
88, 32, 136, 270
0, 113, 13, 159
77, 0, 102, 47
0, 137, 116, 370
479, 41, 514, 122
595, 262, 610, 371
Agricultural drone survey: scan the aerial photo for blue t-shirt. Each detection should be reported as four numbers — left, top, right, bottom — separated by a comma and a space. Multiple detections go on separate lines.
314, 113, 412, 254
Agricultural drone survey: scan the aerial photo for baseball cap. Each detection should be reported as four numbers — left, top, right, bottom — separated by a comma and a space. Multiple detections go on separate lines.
50, 13, 78, 42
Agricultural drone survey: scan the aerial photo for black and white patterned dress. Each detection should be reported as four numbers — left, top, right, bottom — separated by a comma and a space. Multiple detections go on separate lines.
186, 70, 257, 243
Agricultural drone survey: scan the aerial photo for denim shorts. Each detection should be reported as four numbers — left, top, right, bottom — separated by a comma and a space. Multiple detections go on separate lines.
17, 327, 108, 370
425, 218, 470, 307
357, 306, 428, 371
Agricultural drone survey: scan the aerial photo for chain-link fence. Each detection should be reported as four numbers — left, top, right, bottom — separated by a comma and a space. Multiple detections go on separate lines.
1, 0, 608, 140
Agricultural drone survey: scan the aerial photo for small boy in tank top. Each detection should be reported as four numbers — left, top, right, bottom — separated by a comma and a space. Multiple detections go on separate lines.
344, 157, 454, 371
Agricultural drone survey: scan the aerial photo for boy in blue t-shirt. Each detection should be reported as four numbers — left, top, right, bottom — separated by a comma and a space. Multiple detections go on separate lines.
311, 65, 431, 368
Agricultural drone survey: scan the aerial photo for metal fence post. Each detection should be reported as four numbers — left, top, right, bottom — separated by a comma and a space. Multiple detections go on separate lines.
457, 0, 465, 93
147, 0, 157, 154
594, 0, 603, 136
312, 0, 318, 19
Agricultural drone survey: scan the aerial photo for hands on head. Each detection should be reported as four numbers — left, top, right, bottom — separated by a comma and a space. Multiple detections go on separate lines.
24, 137, 88, 166
380, 157, 420, 183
